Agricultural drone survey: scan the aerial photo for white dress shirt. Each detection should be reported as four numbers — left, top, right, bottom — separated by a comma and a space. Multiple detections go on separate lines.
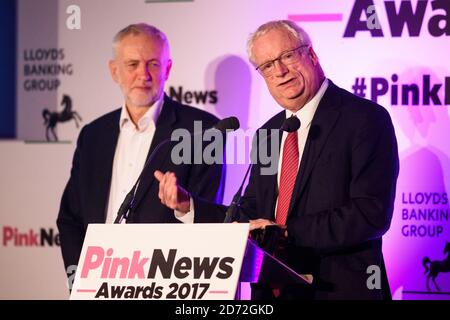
105, 97, 163, 224
273, 78, 329, 218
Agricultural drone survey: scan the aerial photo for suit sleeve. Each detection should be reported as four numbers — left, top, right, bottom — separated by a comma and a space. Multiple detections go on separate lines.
56, 127, 86, 273
185, 129, 227, 223
288, 109, 399, 254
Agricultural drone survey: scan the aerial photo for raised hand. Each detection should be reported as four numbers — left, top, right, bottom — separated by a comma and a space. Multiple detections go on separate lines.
154, 170, 191, 214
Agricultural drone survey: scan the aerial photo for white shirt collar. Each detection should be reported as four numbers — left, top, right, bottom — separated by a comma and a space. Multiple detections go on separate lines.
285, 78, 329, 127
119, 94, 164, 132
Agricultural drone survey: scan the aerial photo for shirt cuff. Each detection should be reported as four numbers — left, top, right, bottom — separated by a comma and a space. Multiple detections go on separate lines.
174, 197, 195, 224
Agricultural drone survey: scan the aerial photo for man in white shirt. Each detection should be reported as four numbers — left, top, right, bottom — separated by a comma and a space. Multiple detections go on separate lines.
57, 24, 225, 278
154, 20, 399, 300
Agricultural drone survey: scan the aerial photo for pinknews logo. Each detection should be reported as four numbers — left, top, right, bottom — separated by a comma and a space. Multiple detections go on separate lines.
78, 246, 236, 299
2, 226, 60, 247
81, 246, 234, 280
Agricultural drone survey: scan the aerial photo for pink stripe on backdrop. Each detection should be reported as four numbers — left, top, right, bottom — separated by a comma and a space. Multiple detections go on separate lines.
288, 13, 343, 22
76, 289, 97, 293
209, 290, 228, 294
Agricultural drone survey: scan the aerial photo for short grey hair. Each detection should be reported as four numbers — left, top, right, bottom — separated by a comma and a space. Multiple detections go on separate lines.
247, 20, 312, 64
112, 23, 169, 57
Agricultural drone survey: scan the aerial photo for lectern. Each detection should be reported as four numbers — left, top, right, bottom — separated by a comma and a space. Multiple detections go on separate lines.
70, 223, 311, 300
237, 237, 313, 299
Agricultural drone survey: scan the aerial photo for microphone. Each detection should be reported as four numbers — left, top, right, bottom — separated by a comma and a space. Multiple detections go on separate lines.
114, 116, 240, 224
214, 116, 240, 132
281, 115, 300, 133
223, 116, 301, 223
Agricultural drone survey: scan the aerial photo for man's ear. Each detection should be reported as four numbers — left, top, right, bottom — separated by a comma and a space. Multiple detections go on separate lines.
109, 59, 119, 83
308, 46, 319, 66
164, 59, 172, 81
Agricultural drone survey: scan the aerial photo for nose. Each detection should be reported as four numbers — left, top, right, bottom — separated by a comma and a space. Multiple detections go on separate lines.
138, 63, 151, 81
273, 59, 289, 77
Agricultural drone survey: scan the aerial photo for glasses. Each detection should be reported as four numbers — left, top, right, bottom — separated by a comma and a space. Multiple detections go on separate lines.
255, 45, 309, 77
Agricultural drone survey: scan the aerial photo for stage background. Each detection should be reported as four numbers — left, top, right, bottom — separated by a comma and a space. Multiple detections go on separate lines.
0, 0, 449, 299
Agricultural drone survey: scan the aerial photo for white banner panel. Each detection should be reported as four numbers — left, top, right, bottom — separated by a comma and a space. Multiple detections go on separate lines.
70, 223, 249, 300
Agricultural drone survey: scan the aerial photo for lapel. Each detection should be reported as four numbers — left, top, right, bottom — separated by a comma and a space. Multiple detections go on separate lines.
288, 81, 341, 216
91, 109, 120, 223
131, 95, 177, 210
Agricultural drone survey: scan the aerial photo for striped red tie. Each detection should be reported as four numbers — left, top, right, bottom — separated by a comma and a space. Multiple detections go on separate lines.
275, 131, 299, 225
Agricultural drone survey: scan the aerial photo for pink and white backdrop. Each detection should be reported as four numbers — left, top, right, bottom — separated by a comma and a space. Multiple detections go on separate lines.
0, 0, 448, 299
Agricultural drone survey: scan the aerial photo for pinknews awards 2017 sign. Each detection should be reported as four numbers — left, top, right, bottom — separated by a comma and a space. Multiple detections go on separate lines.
70, 224, 249, 300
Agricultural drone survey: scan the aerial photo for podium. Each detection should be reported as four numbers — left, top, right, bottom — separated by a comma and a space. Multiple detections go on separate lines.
70, 223, 312, 300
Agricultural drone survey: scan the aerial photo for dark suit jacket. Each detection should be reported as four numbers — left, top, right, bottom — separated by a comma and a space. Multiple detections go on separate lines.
57, 95, 226, 272
195, 81, 399, 300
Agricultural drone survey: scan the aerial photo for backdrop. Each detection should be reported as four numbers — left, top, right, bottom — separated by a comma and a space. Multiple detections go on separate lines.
1, 0, 449, 299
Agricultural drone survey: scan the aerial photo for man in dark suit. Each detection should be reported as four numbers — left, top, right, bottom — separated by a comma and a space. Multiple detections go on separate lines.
56, 24, 225, 276
155, 20, 399, 299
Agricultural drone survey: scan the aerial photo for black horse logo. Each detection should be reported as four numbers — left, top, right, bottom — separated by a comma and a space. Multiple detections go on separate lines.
42, 94, 82, 141
423, 241, 450, 292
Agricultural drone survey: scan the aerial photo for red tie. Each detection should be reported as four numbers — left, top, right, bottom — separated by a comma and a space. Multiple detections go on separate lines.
275, 130, 299, 225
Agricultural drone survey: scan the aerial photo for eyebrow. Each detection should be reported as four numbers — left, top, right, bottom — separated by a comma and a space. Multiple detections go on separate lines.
124, 58, 161, 64
262, 48, 295, 63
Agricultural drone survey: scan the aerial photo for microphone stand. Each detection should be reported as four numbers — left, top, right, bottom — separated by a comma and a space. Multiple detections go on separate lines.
223, 116, 300, 223
223, 163, 252, 223
223, 130, 269, 223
